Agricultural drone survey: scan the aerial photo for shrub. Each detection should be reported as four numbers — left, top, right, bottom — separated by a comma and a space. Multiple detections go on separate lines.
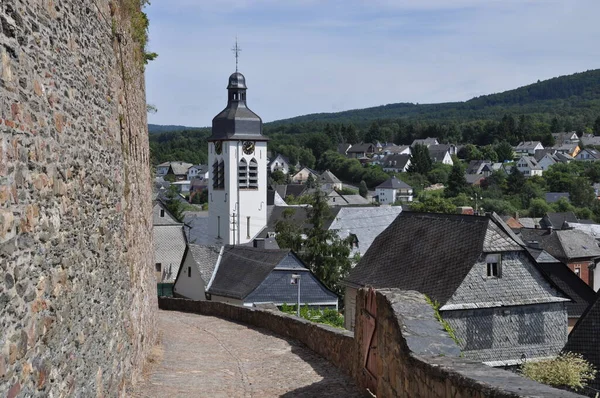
520, 352, 597, 391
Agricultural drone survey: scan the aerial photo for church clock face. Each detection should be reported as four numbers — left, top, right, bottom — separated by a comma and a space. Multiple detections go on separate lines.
242, 141, 255, 155
214, 141, 223, 155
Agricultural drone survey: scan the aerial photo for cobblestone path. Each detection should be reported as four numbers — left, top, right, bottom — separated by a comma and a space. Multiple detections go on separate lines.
132, 310, 363, 397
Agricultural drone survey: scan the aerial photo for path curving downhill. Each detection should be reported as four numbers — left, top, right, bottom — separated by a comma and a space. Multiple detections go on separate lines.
132, 310, 363, 398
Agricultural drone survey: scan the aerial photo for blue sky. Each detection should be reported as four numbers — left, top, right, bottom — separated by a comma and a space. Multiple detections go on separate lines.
145, 0, 600, 127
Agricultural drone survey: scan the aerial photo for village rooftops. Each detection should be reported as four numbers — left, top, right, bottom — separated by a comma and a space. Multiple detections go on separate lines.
376, 176, 412, 190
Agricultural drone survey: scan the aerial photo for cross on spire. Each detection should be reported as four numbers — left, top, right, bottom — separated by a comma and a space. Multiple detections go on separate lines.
232, 38, 241, 72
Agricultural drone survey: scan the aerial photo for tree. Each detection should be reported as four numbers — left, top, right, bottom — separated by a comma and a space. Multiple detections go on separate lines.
495, 141, 514, 162
528, 198, 552, 218
594, 116, 600, 136
359, 180, 368, 198
506, 165, 526, 195
411, 194, 456, 214
550, 117, 561, 134
521, 352, 597, 391
271, 170, 286, 185
569, 177, 595, 207
480, 145, 499, 162
306, 174, 317, 188
408, 144, 432, 175
165, 185, 184, 222
445, 163, 467, 198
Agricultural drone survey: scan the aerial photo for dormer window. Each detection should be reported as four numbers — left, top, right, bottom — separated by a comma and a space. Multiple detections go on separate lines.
160, 209, 165, 217
486, 254, 501, 277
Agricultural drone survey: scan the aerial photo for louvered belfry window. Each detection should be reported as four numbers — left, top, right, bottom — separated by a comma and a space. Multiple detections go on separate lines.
218, 160, 225, 189
212, 161, 219, 189
248, 158, 258, 189
238, 158, 248, 188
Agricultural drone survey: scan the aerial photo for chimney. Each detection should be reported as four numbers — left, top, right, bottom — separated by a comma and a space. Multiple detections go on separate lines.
253, 238, 266, 249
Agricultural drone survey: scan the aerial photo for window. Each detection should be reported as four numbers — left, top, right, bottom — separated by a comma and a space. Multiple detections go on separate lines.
247, 216, 251, 239
160, 209, 164, 217
155, 263, 161, 272
248, 158, 258, 189
212, 160, 219, 189
575, 266, 581, 278
486, 254, 501, 277
188, 267, 191, 277
238, 158, 248, 188
218, 160, 225, 189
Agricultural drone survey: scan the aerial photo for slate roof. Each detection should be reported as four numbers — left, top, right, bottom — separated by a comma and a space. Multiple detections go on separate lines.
518, 217, 541, 229
428, 145, 451, 162
347, 143, 374, 153
256, 205, 342, 239
576, 148, 600, 160
337, 143, 352, 154
274, 184, 307, 199
540, 212, 578, 229
563, 290, 600, 393
186, 244, 221, 283
527, 248, 596, 318
515, 141, 542, 150
267, 154, 290, 168
376, 176, 412, 190
465, 174, 485, 185
383, 144, 410, 154
411, 138, 438, 147
328, 206, 403, 256
344, 212, 527, 305
466, 160, 492, 175
580, 134, 600, 147
382, 154, 411, 170
169, 161, 193, 176
153, 224, 187, 282
520, 228, 600, 261
320, 170, 341, 184
341, 194, 370, 205
545, 192, 570, 204
153, 202, 182, 226
518, 156, 542, 170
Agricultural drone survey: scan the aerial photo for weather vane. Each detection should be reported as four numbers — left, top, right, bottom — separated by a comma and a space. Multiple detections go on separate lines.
232, 38, 241, 72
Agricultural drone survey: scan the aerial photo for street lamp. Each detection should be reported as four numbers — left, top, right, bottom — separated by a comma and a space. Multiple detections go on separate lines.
291, 274, 301, 317
471, 194, 483, 215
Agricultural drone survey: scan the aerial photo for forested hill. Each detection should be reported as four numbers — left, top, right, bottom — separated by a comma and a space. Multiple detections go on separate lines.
268, 69, 600, 127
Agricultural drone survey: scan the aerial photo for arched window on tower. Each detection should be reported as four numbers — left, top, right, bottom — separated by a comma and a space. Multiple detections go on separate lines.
218, 160, 225, 189
238, 158, 248, 188
212, 160, 219, 189
248, 158, 258, 189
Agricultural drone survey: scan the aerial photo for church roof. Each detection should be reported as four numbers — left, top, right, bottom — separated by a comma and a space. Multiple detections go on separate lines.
209, 72, 267, 142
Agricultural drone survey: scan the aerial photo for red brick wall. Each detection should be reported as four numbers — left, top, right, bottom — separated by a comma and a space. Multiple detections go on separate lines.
567, 261, 592, 286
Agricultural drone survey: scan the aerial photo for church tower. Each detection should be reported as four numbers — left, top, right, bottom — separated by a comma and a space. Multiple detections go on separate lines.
207, 71, 268, 245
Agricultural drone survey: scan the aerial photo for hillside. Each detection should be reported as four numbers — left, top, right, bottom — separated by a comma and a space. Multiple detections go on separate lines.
269, 69, 600, 126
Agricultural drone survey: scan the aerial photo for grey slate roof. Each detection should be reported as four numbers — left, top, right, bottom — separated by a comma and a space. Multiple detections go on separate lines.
518, 217, 541, 229
376, 176, 412, 190
187, 244, 221, 284
153, 225, 187, 283
466, 160, 492, 175
411, 138, 438, 147
580, 133, 600, 147
382, 154, 411, 170
520, 228, 600, 261
540, 212, 578, 229
347, 143, 374, 153
340, 194, 370, 205
518, 156, 542, 170
527, 248, 596, 318
169, 161, 193, 176
256, 205, 342, 239
153, 202, 182, 226
428, 145, 450, 162
563, 290, 600, 393
545, 192, 570, 204
275, 184, 307, 199
465, 174, 485, 185
344, 212, 526, 305
515, 141, 542, 150
320, 170, 341, 184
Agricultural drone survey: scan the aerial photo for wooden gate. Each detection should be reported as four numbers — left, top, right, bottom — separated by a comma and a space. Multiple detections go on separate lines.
361, 288, 378, 394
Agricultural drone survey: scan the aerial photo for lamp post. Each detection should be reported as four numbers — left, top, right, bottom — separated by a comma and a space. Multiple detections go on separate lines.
291, 274, 301, 317
471, 194, 483, 215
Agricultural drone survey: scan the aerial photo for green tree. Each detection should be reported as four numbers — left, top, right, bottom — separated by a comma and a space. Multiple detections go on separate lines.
274, 208, 304, 252
521, 352, 597, 391
569, 177, 595, 207
445, 163, 467, 198
594, 116, 600, 136
165, 185, 184, 222
495, 141, 514, 162
480, 145, 499, 162
271, 170, 286, 185
528, 198, 552, 218
411, 194, 456, 214
359, 180, 368, 198
506, 165, 526, 195
408, 144, 432, 174
306, 174, 317, 188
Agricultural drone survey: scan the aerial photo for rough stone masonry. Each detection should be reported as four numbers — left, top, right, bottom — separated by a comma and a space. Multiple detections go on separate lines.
0, 1, 157, 396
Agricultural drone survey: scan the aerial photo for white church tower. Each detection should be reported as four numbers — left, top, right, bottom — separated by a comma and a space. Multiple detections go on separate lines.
207, 70, 268, 245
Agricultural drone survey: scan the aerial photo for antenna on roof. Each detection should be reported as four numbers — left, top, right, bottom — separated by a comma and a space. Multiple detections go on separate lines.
232, 37, 241, 72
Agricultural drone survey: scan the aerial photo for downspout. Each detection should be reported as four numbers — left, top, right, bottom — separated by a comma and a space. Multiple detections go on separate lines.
206, 245, 225, 292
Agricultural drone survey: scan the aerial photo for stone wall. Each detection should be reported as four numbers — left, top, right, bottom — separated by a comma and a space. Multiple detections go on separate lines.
0, 1, 156, 396
160, 291, 581, 398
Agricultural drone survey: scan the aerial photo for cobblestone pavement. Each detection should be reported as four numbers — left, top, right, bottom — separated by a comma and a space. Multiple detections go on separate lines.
132, 310, 364, 397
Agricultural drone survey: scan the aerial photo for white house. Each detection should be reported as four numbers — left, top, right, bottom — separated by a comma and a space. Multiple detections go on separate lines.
516, 156, 543, 177
187, 164, 209, 180
376, 176, 413, 204
320, 170, 343, 191
291, 167, 319, 184
156, 161, 171, 177
268, 154, 291, 174
153, 201, 187, 283
382, 154, 411, 173
173, 244, 222, 300
411, 138, 439, 148
514, 141, 544, 156
428, 144, 454, 165
536, 153, 558, 171
575, 148, 600, 162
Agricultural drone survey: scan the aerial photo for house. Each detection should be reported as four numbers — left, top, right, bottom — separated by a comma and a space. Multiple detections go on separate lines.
520, 227, 600, 287
428, 144, 454, 165
376, 176, 413, 204
320, 170, 343, 191
552, 142, 580, 158
268, 154, 292, 174
580, 134, 600, 147
575, 148, 600, 161
563, 290, 600, 395
552, 131, 579, 145
337, 143, 352, 156
153, 201, 187, 285
189, 178, 209, 201
514, 141, 544, 156
166, 161, 193, 181
527, 247, 596, 332
340, 194, 370, 206
346, 143, 375, 158
328, 206, 403, 257
343, 212, 571, 366
545, 192, 570, 204
411, 137, 439, 148
206, 246, 339, 308
464, 174, 485, 186
466, 160, 496, 176
291, 167, 319, 184
274, 184, 308, 201
382, 144, 410, 156
516, 156, 543, 177
171, 180, 191, 194
535, 150, 573, 170
156, 161, 171, 177
540, 212, 579, 230
381, 154, 411, 173
187, 164, 209, 181
173, 244, 222, 300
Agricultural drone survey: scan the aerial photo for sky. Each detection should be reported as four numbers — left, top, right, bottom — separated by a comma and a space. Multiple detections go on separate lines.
145, 0, 600, 127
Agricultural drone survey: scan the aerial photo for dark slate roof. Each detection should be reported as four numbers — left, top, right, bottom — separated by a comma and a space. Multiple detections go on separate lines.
382, 154, 411, 169
320, 170, 341, 184
540, 212, 579, 229
207, 246, 291, 299
563, 290, 600, 392
344, 212, 518, 305
545, 192, 570, 204
376, 176, 412, 190
153, 202, 183, 226
527, 248, 596, 318
187, 244, 221, 283
466, 160, 491, 175
411, 138, 438, 147
347, 143, 374, 153
245, 255, 338, 305
520, 228, 600, 261
428, 145, 450, 162
208, 72, 267, 142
